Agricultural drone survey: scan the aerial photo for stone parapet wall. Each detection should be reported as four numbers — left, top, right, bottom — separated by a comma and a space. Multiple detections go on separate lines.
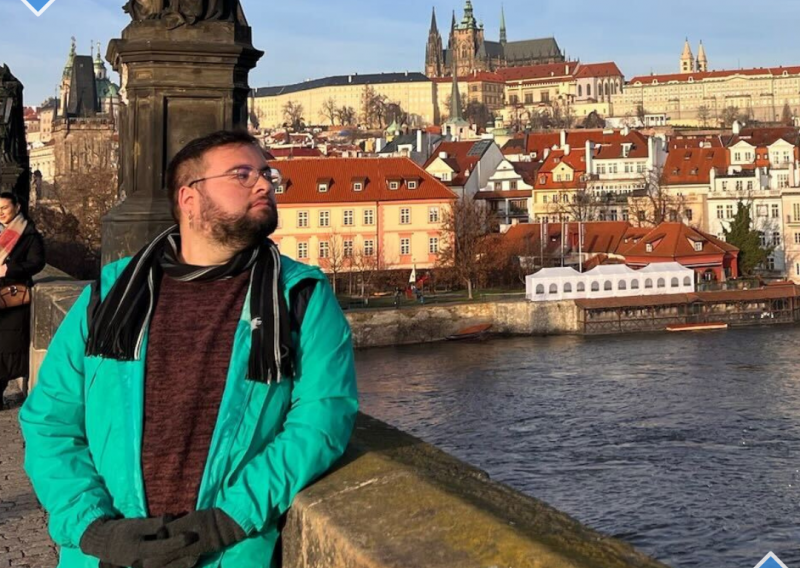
283, 413, 669, 568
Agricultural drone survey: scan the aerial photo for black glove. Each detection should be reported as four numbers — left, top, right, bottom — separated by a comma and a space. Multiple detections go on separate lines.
161, 509, 246, 562
80, 517, 194, 568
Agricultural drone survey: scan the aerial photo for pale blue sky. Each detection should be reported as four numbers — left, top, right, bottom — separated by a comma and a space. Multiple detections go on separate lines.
1, 0, 799, 105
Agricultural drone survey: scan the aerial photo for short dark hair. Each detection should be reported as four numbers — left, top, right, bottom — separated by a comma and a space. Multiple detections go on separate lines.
0, 192, 19, 207
165, 129, 262, 223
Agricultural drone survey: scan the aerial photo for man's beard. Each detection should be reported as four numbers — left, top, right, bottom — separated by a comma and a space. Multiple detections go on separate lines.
198, 190, 278, 250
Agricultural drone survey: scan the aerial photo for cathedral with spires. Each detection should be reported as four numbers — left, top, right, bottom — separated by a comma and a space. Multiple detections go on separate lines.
425, 1, 565, 78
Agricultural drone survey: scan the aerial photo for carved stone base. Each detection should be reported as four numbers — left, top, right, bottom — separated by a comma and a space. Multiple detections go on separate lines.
101, 195, 175, 264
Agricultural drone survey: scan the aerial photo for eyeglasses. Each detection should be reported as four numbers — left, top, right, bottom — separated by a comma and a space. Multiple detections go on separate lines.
188, 166, 282, 190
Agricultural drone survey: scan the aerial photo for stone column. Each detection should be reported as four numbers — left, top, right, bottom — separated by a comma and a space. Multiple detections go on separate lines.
101, 19, 263, 264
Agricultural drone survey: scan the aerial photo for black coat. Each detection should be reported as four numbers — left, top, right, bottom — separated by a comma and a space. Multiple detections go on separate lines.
0, 220, 45, 380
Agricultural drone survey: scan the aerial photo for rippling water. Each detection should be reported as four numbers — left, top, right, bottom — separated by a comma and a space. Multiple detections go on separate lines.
355, 327, 800, 568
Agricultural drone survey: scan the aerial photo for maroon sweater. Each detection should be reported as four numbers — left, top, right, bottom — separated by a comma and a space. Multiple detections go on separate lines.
141, 271, 251, 516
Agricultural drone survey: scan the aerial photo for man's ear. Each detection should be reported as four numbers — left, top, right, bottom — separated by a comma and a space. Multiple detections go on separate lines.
177, 185, 197, 222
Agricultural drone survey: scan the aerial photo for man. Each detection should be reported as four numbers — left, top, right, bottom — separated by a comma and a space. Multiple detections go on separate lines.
20, 130, 358, 568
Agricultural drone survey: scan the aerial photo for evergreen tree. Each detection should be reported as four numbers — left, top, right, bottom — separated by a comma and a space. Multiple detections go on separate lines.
722, 201, 773, 275
782, 102, 794, 126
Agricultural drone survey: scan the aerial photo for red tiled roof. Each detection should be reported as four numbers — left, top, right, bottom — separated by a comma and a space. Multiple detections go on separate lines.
474, 189, 533, 200
574, 62, 623, 79
663, 147, 728, 185
535, 149, 587, 189
423, 140, 493, 186
497, 62, 580, 82
503, 221, 632, 255
619, 223, 738, 259
524, 129, 649, 160
726, 127, 799, 148
501, 138, 525, 155
668, 135, 724, 149
270, 157, 457, 204
629, 65, 800, 86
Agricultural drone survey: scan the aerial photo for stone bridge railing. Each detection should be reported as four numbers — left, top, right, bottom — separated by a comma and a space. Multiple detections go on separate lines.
28, 279, 667, 568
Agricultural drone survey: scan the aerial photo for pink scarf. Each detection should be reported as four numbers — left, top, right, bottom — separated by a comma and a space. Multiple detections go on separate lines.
0, 214, 28, 266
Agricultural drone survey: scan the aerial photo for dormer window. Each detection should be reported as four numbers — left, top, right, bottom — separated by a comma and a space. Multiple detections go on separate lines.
389, 180, 400, 190
693, 241, 703, 252
275, 184, 285, 194
318, 183, 328, 192
353, 182, 362, 191
440, 172, 451, 182
646, 243, 654, 253
408, 181, 418, 190
317, 178, 331, 193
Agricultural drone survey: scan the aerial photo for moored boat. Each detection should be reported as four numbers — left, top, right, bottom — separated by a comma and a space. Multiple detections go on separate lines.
446, 323, 493, 341
666, 322, 728, 332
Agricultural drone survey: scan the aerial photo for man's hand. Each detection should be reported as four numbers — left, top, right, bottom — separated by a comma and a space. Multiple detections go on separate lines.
162, 509, 246, 560
80, 517, 195, 568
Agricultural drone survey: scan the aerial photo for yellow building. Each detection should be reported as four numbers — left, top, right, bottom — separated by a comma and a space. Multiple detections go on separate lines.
614, 43, 800, 126
251, 72, 437, 129
270, 157, 457, 272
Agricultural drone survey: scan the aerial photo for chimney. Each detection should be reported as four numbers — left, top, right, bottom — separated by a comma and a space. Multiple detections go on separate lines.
732, 120, 741, 135
417, 129, 423, 153
585, 140, 594, 174
439, 151, 448, 159
376, 138, 385, 153
560, 129, 567, 148
544, 148, 551, 159
566, 65, 569, 75
622, 125, 630, 137
564, 144, 571, 155
709, 166, 716, 187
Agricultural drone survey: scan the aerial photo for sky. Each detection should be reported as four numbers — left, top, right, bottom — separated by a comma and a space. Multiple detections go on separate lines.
2, 0, 800, 105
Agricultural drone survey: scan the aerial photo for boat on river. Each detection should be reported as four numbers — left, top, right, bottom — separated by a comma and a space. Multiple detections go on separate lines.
446, 323, 493, 341
666, 322, 728, 332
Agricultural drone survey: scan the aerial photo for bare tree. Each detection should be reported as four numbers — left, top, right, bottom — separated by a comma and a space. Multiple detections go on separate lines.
360, 85, 388, 129
320, 97, 338, 126
782, 102, 794, 126
628, 166, 687, 227
437, 198, 498, 300
697, 105, 711, 127
351, 243, 391, 299
636, 104, 646, 123
464, 101, 492, 130
582, 110, 605, 129
335, 105, 357, 126
282, 100, 305, 130
319, 229, 351, 295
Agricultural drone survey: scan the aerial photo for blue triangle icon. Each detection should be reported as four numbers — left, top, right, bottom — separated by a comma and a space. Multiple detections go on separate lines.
756, 553, 789, 568
18, 0, 59, 16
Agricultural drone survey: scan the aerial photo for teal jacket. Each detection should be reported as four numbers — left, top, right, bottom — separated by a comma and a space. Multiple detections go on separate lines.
19, 255, 358, 568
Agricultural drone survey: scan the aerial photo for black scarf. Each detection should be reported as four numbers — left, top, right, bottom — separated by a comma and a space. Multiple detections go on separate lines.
85, 226, 295, 384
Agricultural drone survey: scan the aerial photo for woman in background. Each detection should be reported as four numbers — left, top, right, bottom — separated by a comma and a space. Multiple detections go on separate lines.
0, 192, 44, 409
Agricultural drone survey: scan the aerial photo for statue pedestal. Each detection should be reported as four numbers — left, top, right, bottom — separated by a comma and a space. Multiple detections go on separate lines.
101, 19, 263, 263
0, 164, 29, 212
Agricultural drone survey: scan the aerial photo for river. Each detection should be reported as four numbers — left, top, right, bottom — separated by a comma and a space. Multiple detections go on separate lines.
355, 326, 800, 568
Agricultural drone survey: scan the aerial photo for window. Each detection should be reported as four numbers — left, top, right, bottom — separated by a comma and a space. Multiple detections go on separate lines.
685, 209, 693, 221
773, 204, 780, 218
619, 281, 627, 291
353, 182, 363, 191
604, 281, 612, 291
671, 278, 680, 288
794, 203, 800, 221
319, 241, 330, 259
735, 180, 743, 191
275, 184, 285, 194
389, 181, 400, 190
549, 284, 558, 294
735, 152, 741, 161
757, 205, 768, 217
577, 282, 586, 292
657, 278, 666, 288
684, 276, 692, 287
364, 209, 375, 225
646, 243, 653, 252
298, 211, 309, 228
400, 238, 410, 256
694, 241, 703, 252
726, 204, 734, 218
722, 181, 728, 191
318, 210, 330, 227
631, 279, 640, 290
408, 181, 418, 190
343, 209, 354, 226
494, 182, 503, 191
344, 239, 353, 258
645, 278, 653, 289
510, 181, 518, 190
364, 239, 375, 256
400, 208, 411, 224
429, 237, 439, 254
767, 256, 776, 271
773, 231, 781, 246
747, 181, 753, 191
591, 282, 600, 292
536, 284, 545, 295
796, 263, 800, 277
440, 172, 451, 182
564, 283, 573, 293
541, 92, 550, 103
525, 93, 533, 104
297, 242, 308, 259
429, 206, 440, 223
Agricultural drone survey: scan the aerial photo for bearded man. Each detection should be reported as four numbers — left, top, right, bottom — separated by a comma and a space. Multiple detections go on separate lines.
20, 130, 357, 568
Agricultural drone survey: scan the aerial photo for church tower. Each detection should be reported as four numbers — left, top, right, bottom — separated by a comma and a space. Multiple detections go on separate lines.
59, 37, 77, 116
680, 38, 695, 74
500, 4, 507, 46
696, 40, 708, 73
425, 8, 444, 77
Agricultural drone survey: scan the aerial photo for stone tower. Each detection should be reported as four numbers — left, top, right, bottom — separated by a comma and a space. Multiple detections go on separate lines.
425, 7, 444, 77
59, 37, 77, 116
696, 40, 708, 73
680, 38, 695, 74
